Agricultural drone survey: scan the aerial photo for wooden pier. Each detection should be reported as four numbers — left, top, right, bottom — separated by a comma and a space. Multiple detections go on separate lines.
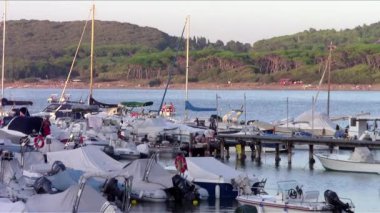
216, 134, 380, 169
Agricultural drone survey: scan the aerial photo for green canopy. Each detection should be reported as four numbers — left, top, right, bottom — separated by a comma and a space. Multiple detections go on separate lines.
118, 101, 153, 108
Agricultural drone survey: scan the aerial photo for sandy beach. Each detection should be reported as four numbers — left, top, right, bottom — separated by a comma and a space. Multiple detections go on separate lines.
5, 80, 380, 91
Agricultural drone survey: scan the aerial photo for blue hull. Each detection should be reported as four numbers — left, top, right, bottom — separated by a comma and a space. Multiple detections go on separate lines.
194, 182, 238, 199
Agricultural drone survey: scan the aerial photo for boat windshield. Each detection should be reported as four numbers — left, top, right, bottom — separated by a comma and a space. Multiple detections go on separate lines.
277, 180, 299, 193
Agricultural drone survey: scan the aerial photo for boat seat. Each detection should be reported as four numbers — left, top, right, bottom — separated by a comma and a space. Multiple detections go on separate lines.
302, 190, 319, 203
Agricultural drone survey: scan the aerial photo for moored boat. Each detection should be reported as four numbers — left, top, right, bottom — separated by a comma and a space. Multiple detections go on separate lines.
315, 147, 380, 174
236, 180, 355, 213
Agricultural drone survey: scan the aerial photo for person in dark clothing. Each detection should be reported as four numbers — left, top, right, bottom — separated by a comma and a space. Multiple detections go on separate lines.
19, 107, 30, 117
41, 116, 51, 137
141, 134, 149, 143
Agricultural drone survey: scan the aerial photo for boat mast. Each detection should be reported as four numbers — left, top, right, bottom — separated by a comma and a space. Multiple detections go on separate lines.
89, 3, 95, 104
326, 41, 334, 116
1, 0, 6, 99
185, 15, 190, 120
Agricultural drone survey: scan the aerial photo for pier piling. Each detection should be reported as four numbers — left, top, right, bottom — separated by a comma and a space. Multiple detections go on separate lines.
275, 144, 281, 167
287, 142, 292, 165
255, 142, 262, 164
309, 144, 315, 169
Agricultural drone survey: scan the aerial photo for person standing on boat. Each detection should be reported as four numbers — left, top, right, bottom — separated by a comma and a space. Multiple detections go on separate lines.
41, 116, 51, 137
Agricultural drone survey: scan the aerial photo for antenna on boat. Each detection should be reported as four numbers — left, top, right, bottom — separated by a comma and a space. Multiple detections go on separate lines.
184, 15, 190, 120
1, 0, 6, 99
89, 3, 95, 105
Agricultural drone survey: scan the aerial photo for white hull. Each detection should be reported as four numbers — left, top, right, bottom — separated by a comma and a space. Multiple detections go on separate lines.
315, 153, 380, 174
237, 195, 334, 213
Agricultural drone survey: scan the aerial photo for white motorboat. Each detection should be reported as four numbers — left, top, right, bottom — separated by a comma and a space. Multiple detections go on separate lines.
315, 147, 380, 174
236, 180, 355, 213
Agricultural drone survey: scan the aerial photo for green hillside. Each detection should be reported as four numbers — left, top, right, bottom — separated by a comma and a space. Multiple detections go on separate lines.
3, 19, 380, 85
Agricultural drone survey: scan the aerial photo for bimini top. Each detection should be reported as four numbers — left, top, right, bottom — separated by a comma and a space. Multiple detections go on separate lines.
7, 116, 43, 135
185, 157, 248, 184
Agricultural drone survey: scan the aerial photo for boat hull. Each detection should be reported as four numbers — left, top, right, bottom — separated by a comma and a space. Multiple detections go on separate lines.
237, 196, 333, 213
193, 182, 237, 199
315, 153, 380, 174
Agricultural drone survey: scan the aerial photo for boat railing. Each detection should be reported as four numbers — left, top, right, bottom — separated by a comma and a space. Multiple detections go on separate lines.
143, 152, 158, 182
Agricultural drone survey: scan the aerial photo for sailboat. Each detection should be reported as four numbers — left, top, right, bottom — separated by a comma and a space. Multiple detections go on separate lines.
86, 4, 117, 108
0, 1, 32, 108
182, 16, 216, 119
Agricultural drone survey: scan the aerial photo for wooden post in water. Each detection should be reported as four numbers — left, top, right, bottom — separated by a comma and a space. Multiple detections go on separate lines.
220, 138, 225, 159
309, 144, 315, 169
255, 141, 262, 164
287, 142, 292, 166
226, 145, 230, 160
189, 133, 193, 157
241, 140, 246, 161
250, 144, 255, 161
275, 144, 281, 167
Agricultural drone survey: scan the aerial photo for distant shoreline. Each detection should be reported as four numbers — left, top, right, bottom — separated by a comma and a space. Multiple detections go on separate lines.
4, 80, 380, 91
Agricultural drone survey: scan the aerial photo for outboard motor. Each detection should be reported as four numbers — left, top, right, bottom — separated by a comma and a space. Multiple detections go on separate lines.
33, 176, 55, 194
103, 178, 124, 202
168, 174, 197, 202
48, 161, 66, 176
324, 190, 353, 213
103, 145, 115, 157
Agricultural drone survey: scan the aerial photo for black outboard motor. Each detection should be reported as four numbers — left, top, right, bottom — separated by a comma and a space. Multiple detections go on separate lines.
103, 145, 115, 158
324, 190, 353, 213
33, 176, 55, 194
48, 161, 66, 176
103, 178, 125, 202
168, 174, 197, 202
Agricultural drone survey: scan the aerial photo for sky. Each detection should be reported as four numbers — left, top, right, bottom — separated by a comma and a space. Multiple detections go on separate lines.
5, 1, 380, 44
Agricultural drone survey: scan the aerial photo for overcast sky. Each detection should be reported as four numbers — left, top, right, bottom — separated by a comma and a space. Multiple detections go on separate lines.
5, 1, 380, 44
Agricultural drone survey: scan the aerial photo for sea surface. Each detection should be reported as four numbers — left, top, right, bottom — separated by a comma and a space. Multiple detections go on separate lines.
5, 88, 380, 212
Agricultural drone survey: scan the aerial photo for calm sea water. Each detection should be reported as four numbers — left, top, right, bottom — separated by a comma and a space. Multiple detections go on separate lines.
5, 88, 380, 212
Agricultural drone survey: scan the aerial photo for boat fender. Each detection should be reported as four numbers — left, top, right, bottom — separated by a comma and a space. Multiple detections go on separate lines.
215, 184, 220, 199
175, 154, 187, 174
34, 135, 45, 149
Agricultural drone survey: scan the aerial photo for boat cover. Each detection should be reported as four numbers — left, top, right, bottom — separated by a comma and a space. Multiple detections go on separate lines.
185, 101, 216, 112
25, 185, 109, 212
132, 117, 179, 136
186, 157, 246, 183
89, 96, 117, 108
123, 159, 173, 190
0, 198, 25, 212
348, 147, 375, 163
1, 98, 33, 106
279, 110, 336, 135
47, 146, 124, 173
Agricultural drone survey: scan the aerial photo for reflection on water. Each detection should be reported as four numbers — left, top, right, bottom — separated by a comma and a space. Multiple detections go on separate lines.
131, 198, 237, 213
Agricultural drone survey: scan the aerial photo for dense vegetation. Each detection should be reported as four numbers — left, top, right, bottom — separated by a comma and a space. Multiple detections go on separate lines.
3, 19, 380, 85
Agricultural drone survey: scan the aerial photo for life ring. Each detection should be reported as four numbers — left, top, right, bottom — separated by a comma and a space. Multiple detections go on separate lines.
175, 154, 187, 174
34, 135, 45, 149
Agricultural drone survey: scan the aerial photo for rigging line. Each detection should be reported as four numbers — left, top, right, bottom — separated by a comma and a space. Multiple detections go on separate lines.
59, 8, 91, 103
157, 18, 187, 114
314, 53, 329, 106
